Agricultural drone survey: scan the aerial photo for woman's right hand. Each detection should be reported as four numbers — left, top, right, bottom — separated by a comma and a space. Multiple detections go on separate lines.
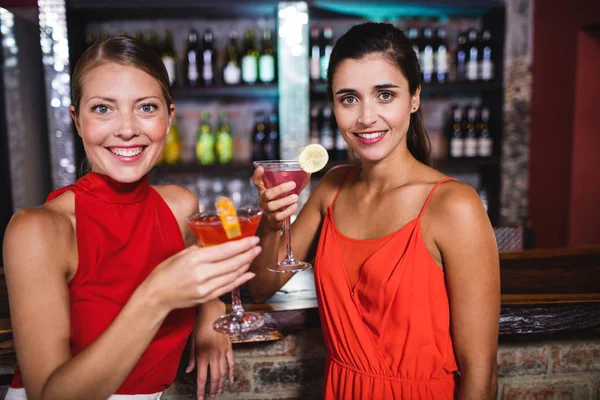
251, 166, 300, 232
144, 236, 262, 312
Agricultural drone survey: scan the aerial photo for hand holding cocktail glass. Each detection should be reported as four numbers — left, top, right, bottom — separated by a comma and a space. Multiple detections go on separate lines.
187, 197, 264, 334
253, 144, 329, 273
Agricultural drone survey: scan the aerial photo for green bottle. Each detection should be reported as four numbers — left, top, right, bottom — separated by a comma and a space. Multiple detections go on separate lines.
215, 111, 233, 164
195, 111, 216, 165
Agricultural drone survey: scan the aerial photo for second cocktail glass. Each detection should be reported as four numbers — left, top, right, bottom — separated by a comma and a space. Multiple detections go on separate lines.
253, 160, 312, 273
186, 207, 264, 334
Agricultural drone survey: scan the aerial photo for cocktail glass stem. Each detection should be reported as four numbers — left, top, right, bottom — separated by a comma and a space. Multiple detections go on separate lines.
231, 287, 244, 319
282, 217, 296, 265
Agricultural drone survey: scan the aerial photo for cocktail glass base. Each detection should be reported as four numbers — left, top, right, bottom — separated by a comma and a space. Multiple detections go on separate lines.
267, 260, 312, 273
212, 312, 265, 334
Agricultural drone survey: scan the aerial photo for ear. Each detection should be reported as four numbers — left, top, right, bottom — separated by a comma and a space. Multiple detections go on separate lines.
410, 86, 421, 113
167, 104, 176, 134
70, 105, 82, 137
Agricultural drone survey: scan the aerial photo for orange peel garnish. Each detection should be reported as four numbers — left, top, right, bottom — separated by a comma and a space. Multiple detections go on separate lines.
215, 196, 242, 239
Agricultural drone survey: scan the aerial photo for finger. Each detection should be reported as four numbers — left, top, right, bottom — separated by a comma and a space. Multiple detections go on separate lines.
201, 272, 256, 303
218, 354, 227, 393
226, 348, 235, 383
263, 181, 296, 201
266, 194, 299, 212
209, 357, 220, 396
251, 166, 265, 188
186, 334, 196, 373
275, 204, 298, 221
196, 356, 209, 400
190, 236, 260, 265
194, 245, 261, 286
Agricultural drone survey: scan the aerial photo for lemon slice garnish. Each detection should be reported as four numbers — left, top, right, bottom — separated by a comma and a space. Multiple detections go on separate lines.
215, 196, 242, 239
298, 144, 329, 173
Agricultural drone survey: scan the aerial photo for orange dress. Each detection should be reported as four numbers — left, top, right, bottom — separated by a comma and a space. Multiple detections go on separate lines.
314, 173, 458, 399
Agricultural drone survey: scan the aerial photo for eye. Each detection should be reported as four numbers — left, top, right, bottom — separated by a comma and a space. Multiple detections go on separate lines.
340, 95, 357, 105
92, 104, 109, 114
140, 103, 158, 113
378, 91, 394, 101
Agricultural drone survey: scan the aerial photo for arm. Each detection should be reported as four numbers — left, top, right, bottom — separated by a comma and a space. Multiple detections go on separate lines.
432, 183, 500, 400
248, 166, 350, 302
4, 208, 260, 400
156, 185, 234, 400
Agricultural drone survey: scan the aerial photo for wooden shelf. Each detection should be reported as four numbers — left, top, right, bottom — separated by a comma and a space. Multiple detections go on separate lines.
171, 84, 278, 101
311, 81, 503, 98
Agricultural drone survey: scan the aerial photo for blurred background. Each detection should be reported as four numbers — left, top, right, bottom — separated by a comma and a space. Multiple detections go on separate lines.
0, 0, 598, 257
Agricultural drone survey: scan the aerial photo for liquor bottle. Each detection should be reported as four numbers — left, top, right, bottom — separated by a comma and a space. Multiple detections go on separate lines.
259, 28, 276, 83
184, 29, 200, 88
251, 112, 267, 161
241, 29, 259, 85
464, 105, 479, 157
466, 29, 479, 81
85, 31, 95, 48
310, 26, 321, 83
264, 112, 280, 160
309, 105, 321, 145
223, 31, 242, 85
201, 29, 215, 86
449, 106, 465, 158
196, 111, 216, 165
164, 120, 181, 164
455, 31, 468, 82
434, 27, 448, 83
320, 26, 334, 82
161, 31, 178, 86
420, 27, 434, 84
215, 111, 233, 164
321, 105, 335, 159
479, 30, 494, 81
333, 116, 347, 161
407, 27, 420, 60
148, 31, 161, 56
477, 107, 493, 157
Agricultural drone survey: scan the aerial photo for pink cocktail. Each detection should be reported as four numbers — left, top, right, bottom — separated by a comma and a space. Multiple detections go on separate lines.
253, 160, 312, 273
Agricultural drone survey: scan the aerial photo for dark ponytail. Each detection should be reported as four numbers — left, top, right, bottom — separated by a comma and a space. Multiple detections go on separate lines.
326, 22, 431, 165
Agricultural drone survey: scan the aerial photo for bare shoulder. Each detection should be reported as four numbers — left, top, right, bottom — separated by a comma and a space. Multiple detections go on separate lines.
3, 204, 74, 275
153, 184, 199, 222
310, 164, 358, 212
426, 179, 495, 244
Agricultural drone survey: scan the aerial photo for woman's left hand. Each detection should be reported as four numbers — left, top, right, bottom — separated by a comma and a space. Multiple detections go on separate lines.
186, 300, 234, 400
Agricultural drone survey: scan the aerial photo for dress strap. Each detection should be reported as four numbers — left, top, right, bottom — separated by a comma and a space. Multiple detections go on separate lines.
417, 177, 455, 218
329, 166, 358, 208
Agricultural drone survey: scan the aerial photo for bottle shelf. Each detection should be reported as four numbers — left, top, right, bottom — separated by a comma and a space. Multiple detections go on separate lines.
151, 162, 255, 177
433, 155, 501, 170
311, 81, 503, 98
171, 84, 278, 100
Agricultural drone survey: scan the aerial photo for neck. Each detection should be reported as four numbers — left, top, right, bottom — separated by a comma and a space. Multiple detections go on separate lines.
358, 146, 420, 193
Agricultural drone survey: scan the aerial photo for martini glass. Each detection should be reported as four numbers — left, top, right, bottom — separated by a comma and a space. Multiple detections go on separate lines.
186, 207, 264, 334
253, 160, 312, 273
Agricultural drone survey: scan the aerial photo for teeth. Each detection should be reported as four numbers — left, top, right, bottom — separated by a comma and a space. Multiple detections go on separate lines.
357, 131, 385, 139
110, 147, 143, 157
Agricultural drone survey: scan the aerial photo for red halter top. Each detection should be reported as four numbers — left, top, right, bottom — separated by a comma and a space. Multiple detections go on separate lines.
11, 172, 195, 394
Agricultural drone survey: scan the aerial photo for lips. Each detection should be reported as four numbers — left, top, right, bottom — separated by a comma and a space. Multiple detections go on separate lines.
106, 146, 147, 161
354, 130, 387, 145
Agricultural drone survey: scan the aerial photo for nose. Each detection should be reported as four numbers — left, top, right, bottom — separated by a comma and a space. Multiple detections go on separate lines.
357, 101, 378, 126
115, 111, 139, 140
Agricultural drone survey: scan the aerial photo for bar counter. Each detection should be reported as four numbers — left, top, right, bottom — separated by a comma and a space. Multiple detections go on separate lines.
1, 246, 599, 399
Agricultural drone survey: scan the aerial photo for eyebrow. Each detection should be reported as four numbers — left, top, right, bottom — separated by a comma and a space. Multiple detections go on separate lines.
334, 83, 400, 95
86, 96, 161, 103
